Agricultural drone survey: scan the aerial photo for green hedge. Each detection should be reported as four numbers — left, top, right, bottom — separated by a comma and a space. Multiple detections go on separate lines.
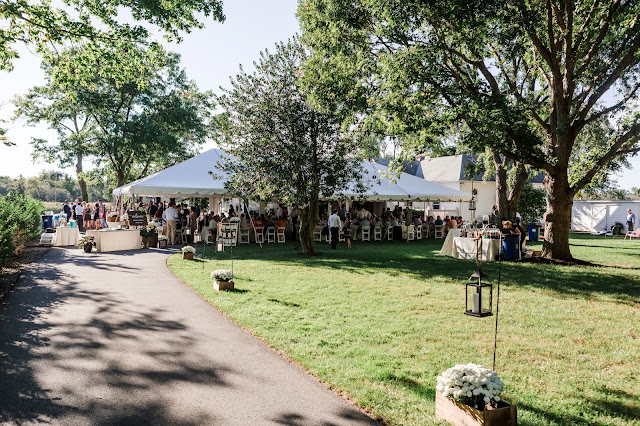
0, 194, 44, 267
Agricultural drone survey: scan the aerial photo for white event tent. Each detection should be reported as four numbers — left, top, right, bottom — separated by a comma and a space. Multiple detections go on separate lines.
112, 148, 470, 204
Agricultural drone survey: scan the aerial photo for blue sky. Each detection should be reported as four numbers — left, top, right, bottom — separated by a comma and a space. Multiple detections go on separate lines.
0, 0, 638, 189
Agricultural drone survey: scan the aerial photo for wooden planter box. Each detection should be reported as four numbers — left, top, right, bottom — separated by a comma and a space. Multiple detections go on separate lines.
107, 216, 118, 222
213, 280, 234, 291
435, 392, 517, 426
182, 252, 195, 260
158, 239, 168, 248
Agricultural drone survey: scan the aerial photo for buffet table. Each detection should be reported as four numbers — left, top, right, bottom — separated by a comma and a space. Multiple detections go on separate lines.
52, 227, 80, 246
440, 234, 500, 262
86, 229, 141, 252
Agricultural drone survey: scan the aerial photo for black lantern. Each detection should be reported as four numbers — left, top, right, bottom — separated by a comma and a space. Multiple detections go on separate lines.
464, 268, 493, 317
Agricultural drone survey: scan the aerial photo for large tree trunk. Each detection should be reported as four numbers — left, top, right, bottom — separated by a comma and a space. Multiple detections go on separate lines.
493, 151, 528, 224
542, 171, 574, 260
298, 192, 319, 254
299, 205, 318, 254
116, 169, 126, 188
76, 152, 88, 202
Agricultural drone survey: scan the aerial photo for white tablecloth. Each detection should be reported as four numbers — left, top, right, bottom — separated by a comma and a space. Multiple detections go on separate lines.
86, 229, 141, 252
438, 228, 462, 256
53, 227, 80, 246
448, 237, 500, 261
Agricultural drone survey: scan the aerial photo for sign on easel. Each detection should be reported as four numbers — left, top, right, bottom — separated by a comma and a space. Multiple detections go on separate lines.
127, 210, 148, 227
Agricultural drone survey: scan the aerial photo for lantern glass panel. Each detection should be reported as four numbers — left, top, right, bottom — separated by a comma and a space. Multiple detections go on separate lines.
465, 274, 493, 317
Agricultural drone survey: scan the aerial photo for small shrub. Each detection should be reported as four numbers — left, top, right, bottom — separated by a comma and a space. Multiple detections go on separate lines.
0, 194, 44, 267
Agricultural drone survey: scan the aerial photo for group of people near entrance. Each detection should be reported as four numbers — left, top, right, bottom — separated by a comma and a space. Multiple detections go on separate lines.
61, 199, 107, 232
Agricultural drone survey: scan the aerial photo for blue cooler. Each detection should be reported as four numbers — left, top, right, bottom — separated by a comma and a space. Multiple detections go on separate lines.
502, 234, 521, 260
527, 224, 541, 241
41, 215, 53, 230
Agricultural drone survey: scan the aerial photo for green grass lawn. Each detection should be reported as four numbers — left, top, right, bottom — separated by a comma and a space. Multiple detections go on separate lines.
168, 233, 640, 425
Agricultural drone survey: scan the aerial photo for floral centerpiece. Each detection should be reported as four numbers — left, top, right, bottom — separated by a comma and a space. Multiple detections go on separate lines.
435, 363, 515, 425
120, 213, 129, 221
107, 211, 119, 222
181, 245, 196, 259
140, 224, 157, 237
77, 236, 96, 253
210, 269, 234, 291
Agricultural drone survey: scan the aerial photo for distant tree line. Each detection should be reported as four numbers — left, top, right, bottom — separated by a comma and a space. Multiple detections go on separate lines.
0, 171, 111, 203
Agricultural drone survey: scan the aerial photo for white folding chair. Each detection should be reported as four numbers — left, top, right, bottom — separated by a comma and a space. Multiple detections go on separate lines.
361, 226, 370, 241
240, 228, 250, 244
266, 227, 276, 243
181, 228, 189, 244
387, 226, 394, 240
276, 226, 286, 243
338, 227, 345, 242
407, 225, 415, 241
435, 225, 444, 239
255, 227, 265, 244
373, 226, 382, 241
415, 225, 422, 239
351, 224, 359, 241
313, 227, 322, 242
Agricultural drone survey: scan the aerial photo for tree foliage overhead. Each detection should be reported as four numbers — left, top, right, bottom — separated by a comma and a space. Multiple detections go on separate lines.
0, 0, 225, 72
24, 42, 213, 188
299, 0, 640, 260
215, 39, 364, 254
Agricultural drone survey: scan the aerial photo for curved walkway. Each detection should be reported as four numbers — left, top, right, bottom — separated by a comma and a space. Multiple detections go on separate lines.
0, 247, 377, 425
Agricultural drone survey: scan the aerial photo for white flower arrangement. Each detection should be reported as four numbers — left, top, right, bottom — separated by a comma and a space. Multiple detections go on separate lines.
436, 363, 504, 409
149, 221, 160, 227
181, 245, 196, 253
120, 213, 129, 220
210, 269, 233, 282
158, 235, 169, 241
107, 211, 119, 218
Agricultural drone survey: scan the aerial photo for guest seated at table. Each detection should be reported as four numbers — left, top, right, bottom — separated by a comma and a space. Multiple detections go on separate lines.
434, 215, 443, 226
275, 216, 286, 229
502, 220, 526, 252
390, 217, 399, 227
456, 216, 463, 227
413, 216, 422, 228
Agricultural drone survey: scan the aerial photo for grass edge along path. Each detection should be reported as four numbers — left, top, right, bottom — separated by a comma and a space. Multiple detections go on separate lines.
167, 235, 640, 425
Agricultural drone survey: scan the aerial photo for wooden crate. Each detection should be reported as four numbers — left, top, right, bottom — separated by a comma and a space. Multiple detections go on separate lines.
435, 392, 517, 426
182, 252, 195, 260
214, 280, 234, 291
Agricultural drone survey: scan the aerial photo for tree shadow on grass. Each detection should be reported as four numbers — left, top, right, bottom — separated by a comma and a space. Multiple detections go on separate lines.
0, 249, 234, 425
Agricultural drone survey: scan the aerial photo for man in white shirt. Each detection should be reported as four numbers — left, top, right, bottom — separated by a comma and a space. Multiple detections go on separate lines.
163, 202, 180, 245
328, 209, 341, 249
74, 202, 85, 232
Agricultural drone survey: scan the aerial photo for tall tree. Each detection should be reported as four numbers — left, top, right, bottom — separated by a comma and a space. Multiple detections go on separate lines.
14, 66, 97, 201
300, 0, 640, 260
0, 1, 224, 72
47, 43, 213, 188
215, 39, 364, 254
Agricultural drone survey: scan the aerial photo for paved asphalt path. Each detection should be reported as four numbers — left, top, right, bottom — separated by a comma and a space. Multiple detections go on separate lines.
0, 247, 378, 425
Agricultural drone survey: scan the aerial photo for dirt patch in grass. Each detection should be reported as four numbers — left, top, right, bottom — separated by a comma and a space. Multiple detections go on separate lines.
0, 238, 50, 301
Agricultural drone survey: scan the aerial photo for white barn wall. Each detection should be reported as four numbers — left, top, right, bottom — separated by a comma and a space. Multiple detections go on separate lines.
571, 201, 640, 232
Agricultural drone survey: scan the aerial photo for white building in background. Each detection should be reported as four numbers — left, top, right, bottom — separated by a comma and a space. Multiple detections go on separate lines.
571, 200, 640, 233
376, 155, 545, 221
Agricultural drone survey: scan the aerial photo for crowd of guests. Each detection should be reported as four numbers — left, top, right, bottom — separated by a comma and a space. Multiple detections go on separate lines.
61, 199, 107, 232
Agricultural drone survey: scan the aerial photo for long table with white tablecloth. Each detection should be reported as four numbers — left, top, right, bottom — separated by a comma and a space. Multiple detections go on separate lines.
86, 229, 141, 252
52, 227, 80, 246
439, 229, 500, 262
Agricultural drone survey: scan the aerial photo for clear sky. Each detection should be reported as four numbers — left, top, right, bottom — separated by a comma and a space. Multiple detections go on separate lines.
0, 0, 638, 190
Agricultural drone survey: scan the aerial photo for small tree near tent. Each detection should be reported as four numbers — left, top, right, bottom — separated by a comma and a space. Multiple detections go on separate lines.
215, 39, 364, 254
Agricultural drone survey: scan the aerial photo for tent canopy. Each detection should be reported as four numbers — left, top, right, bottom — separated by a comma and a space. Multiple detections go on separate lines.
113, 149, 470, 202
112, 149, 230, 198
337, 160, 471, 202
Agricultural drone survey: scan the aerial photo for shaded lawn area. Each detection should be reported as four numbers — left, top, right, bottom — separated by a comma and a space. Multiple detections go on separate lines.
168, 233, 640, 425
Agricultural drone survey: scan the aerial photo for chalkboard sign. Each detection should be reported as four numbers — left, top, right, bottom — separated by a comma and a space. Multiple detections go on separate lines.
127, 210, 148, 227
